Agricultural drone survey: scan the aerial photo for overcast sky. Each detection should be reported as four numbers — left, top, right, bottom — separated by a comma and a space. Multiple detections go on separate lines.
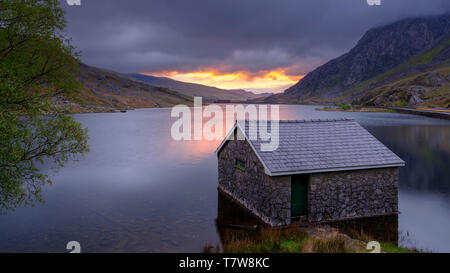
62, 0, 450, 92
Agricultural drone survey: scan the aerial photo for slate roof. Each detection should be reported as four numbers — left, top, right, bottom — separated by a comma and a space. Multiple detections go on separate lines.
217, 119, 405, 176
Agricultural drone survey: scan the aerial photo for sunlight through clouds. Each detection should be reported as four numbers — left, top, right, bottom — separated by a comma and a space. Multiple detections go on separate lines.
141, 69, 304, 93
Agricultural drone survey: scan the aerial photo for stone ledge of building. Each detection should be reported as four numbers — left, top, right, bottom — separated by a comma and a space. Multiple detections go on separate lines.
307, 211, 400, 225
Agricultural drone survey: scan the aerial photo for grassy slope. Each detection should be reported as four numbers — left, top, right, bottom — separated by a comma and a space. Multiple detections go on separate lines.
57, 64, 193, 113
355, 65, 450, 108
213, 227, 418, 253
344, 39, 450, 107
128, 73, 263, 102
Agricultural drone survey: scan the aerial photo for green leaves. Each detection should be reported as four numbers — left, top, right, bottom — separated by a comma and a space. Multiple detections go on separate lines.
1, 0, 81, 114
0, 113, 89, 213
0, 0, 89, 213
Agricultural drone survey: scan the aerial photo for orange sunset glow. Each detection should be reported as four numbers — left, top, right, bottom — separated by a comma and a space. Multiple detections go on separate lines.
141, 69, 304, 93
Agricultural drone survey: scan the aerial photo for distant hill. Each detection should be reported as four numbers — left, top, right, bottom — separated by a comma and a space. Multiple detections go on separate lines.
56, 63, 193, 112
263, 13, 450, 108
128, 73, 271, 102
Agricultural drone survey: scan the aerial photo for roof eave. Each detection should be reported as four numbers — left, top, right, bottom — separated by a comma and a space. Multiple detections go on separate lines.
266, 162, 405, 177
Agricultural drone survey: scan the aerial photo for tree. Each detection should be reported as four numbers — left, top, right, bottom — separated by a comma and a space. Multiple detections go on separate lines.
0, 0, 89, 213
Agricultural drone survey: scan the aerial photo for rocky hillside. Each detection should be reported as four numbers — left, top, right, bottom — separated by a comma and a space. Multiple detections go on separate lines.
263, 13, 450, 107
128, 73, 271, 102
355, 66, 450, 108
55, 63, 193, 113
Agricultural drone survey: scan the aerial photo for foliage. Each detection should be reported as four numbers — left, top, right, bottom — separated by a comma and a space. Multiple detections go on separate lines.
393, 100, 408, 107
223, 228, 308, 253
279, 240, 301, 252
0, 0, 89, 213
380, 242, 420, 253
220, 227, 420, 253
303, 235, 350, 253
411, 39, 450, 65
338, 104, 352, 111
221, 227, 358, 253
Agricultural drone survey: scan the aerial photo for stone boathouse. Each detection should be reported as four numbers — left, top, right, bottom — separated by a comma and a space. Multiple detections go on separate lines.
216, 119, 405, 226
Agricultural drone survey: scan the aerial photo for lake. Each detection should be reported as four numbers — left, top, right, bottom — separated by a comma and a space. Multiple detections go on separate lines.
0, 105, 449, 252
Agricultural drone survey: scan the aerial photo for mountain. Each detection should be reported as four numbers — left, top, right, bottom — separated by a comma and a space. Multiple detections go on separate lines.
263, 13, 450, 108
128, 73, 271, 102
55, 63, 193, 113
225, 88, 273, 100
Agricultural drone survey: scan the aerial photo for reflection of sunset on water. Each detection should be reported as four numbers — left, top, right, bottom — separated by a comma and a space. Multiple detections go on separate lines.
166, 117, 228, 161
165, 139, 222, 162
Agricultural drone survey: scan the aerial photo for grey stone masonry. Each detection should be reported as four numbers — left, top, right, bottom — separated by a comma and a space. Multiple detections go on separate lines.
218, 133, 291, 226
308, 168, 399, 222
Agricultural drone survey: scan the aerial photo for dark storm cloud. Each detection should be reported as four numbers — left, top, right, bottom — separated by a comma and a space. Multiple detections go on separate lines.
62, 0, 450, 75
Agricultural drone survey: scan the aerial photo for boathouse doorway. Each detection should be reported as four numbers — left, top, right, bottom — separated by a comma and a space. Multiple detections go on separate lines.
291, 174, 309, 218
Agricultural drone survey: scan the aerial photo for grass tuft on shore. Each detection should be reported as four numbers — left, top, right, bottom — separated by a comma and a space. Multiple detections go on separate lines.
380, 243, 420, 253
212, 226, 421, 253
221, 228, 354, 253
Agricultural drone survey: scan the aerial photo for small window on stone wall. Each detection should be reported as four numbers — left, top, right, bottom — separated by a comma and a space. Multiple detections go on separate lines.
235, 159, 246, 171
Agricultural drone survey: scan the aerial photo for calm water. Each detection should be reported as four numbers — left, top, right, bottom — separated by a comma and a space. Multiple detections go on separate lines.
0, 105, 449, 252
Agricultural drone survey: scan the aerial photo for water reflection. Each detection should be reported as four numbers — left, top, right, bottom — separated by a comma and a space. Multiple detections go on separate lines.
164, 138, 222, 162
324, 216, 399, 245
368, 126, 450, 193
366, 125, 450, 251
216, 191, 265, 249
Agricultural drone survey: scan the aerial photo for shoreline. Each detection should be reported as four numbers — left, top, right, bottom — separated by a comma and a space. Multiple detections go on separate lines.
68, 103, 450, 121
389, 107, 450, 121
316, 105, 450, 120
316, 106, 394, 113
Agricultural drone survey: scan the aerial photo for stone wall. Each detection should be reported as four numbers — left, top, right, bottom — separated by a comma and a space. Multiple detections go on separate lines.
308, 168, 399, 222
218, 134, 291, 226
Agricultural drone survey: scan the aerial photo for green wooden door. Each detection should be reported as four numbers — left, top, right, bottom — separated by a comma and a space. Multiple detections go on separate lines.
291, 175, 308, 217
